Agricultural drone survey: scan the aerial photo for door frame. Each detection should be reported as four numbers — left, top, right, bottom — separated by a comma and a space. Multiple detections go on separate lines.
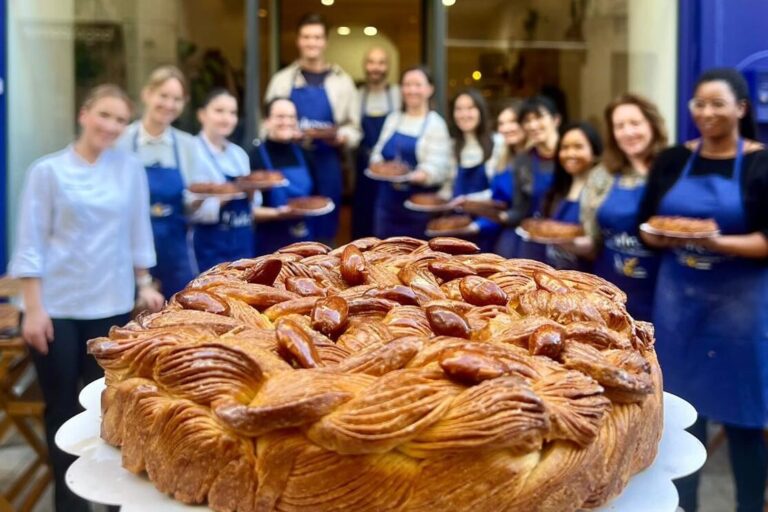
0, 0, 7, 270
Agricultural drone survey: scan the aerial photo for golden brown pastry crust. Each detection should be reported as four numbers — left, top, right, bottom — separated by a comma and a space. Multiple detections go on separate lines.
647, 215, 719, 235
88, 236, 663, 512
522, 218, 585, 240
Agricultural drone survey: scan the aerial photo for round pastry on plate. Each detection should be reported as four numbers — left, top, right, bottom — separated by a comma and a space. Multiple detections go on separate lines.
642, 216, 720, 238
366, 161, 411, 182
89, 235, 663, 512
187, 182, 245, 200
405, 193, 452, 212
288, 196, 335, 216
519, 218, 584, 243
236, 170, 287, 191
426, 214, 476, 236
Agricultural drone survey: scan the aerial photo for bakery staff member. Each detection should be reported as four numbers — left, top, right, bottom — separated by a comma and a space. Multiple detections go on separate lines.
249, 98, 316, 255
579, 94, 667, 321
463, 102, 527, 257
188, 88, 254, 272
116, 65, 201, 297
9, 84, 163, 512
264, 13, 361, 245
368, 66, 452, 239
352, 47, 401, 239
495, 95, 561, 259
638, 68, 768, 512
538, 122, 602, 271
448, 89, 501, 251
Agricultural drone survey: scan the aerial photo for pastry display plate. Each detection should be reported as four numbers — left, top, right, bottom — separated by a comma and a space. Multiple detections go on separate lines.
515, 226, 578, 245
364, 168, 412, 183
58, 379, 707, 512
403, 199, 454, 213
640, 223, 720, 239
289, 199, 335, 217
187, 191, 247, 201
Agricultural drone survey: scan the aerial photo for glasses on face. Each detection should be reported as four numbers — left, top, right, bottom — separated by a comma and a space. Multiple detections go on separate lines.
688, 98, 734, 112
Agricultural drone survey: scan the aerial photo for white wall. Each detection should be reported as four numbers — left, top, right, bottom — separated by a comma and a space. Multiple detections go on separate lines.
7, 0, 76, 250
628, 0, 678, 138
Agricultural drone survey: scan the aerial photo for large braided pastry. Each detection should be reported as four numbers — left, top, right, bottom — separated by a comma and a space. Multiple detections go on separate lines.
88, 236, 663, 512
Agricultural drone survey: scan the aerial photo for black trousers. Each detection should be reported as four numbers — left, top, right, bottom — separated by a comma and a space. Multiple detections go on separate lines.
675, 416, 768, 512
30, 313, 130, 512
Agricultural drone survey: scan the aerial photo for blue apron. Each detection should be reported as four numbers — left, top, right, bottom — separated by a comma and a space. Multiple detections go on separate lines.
255, 143, 314, 255
489, 166, 518, 257
654, 140, 768, 427
353, 87, 393, 239
515, 151, 555, 261
373, 115, 435, 239
192, 136, 254, 272
594, 177, 659, 321
544, 198, 589, 271
133, 131, 195, 297
453, 162, 490, 198
290, 70, 341, 242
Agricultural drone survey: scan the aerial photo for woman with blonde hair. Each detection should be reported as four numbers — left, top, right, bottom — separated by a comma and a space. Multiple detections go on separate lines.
9, 84, 163, 511
117, 65, 201, 296
578, 93, 668, 320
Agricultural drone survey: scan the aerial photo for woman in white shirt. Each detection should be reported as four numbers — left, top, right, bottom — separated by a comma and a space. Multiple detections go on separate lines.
369, 66, 451, 238
188, 89, 254, 272
9, 84, 163, 512
116, 65, 199, 297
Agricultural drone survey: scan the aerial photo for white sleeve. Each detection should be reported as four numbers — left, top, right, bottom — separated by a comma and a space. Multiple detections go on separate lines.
417, 113, 452, 187
336, 74, 362, 149
129, 158, 157, 269
8, 162, 54, 278
182, 134, 223, 224
369, 113, 398, 164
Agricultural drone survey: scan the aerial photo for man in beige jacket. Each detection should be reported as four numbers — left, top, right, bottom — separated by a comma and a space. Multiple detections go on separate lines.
264, 13, 360, 243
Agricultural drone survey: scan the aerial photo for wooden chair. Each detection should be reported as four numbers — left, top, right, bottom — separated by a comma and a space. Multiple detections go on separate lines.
0, 277, 52, 511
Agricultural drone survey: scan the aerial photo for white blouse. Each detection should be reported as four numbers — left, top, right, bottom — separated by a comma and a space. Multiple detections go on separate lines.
9, 146, 156, 319
369, 111, 452, 187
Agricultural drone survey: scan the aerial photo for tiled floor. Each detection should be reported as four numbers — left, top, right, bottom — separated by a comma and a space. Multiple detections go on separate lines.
0, 424, 744, 512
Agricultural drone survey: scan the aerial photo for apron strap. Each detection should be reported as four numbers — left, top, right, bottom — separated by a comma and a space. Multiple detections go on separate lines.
681, 138, 744, 180
197, 134, 240, 179
257, 143, 274, 170
133, 127, 182, 171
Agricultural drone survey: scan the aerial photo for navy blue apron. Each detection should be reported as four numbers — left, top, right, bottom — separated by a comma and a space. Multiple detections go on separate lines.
594, 177, 659, 321
654, 140, 768, 427
489, 166, 518, 257
516, 152, 555, 261
453, 162, 490, 198
373, 115, 435, 239
544, 198, 590, 271
353, 86, 393, 239
290, 69, 341, 242
192, 136, 254, 272
133, 131, 195, 297
255, 143, 314, 255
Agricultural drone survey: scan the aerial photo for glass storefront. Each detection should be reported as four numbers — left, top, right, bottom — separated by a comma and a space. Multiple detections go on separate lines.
5, 0, 677, 249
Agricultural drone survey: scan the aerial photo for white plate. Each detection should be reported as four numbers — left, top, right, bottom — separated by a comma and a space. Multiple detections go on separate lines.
640, 222, 720, 239
290, 200, 336, 217
404, 199, 454, 213
187, 191, 247, 201
515, 226, 578, 244
237, 178, 289, 191
364, 168, 412, 183
426, 222, 480, 237
59, 380, 706, 512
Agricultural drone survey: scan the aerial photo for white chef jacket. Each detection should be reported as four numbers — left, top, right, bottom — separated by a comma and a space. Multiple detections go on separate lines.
188, 133, 262, 223
9, 146, 156, 319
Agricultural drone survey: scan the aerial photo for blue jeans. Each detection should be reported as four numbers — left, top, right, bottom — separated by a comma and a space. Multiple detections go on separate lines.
675, 416, 767, 512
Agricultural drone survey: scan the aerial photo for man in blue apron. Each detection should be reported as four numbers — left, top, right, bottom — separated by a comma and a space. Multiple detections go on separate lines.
264, 13, 360, 246
353, 47, 400, 239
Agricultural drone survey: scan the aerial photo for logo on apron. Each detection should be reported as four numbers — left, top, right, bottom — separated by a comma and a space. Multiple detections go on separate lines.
605, 233, 652, 278
151, 203, 173, 218
290, 221, 310, 238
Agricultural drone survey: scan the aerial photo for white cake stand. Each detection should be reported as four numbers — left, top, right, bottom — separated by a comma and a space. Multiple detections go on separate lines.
57, 378, 706, 512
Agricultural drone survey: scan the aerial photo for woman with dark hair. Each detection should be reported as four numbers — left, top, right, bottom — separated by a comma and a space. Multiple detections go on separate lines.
578, 93, 668, 321
537, 122, 602, 270
369, 65, 451, 238
639, 68, 768, 512
492, 95, 561, 259
189, 88, 254, 271
249, 97, 317, 255
449, 88, 497, 197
